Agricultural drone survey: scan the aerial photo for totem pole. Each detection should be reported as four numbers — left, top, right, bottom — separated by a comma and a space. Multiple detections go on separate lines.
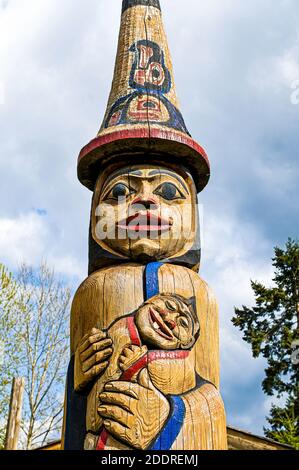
62, 0, 227, 450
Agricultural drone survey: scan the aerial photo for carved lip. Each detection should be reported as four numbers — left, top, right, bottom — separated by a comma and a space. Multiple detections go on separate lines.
117, 212, 172, 233
148, 307, 174, 341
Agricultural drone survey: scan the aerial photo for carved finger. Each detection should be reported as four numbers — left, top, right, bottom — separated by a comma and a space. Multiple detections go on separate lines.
118, 354, 132, 366
80, 338, 113, 362
82, 348, 113, 372
84, 362, 109, 380
98, 405, 131, 426
104, 381, 140, 399
118, 360, 127, 372
79, 328, 105, 345
103, 420, 129, 441
99, 392, 136, 412
121, 348, 132, 358
79, 331, 107, 353
124, 345, 140, 355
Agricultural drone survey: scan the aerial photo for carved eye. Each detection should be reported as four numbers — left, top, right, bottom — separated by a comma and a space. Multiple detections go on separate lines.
165, 300, 177, 312
105, 183, 135, 200
179, 317, 189, 328
154, 182, 184, 201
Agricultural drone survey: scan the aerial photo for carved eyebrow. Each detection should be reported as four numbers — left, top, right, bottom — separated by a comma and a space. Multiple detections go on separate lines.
104, 169, 143, 188
148, 170, 189, 192
102, 168, 189, 193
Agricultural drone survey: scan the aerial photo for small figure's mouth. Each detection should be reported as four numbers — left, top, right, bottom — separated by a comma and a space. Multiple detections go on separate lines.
148, 307, 174, 341
117, 212, 173, 234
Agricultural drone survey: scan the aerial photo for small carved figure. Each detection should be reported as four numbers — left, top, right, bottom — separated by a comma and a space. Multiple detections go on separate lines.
77, 294, 200, 449
135, 294, 199, 351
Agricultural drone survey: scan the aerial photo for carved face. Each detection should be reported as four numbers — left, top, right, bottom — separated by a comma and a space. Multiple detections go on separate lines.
92, 164, 198, 261
135, 294, 200, 350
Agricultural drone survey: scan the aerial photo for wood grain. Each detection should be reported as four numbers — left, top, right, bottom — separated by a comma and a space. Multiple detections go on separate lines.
64, 0, 226, 451
67, 262, 226, 450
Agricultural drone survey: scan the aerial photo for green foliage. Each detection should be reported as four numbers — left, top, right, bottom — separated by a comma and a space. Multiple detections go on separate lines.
0, 264, 20, 448
0, 262, 71, 449
0, 427, 6, 450
232, 239, 299, 446
265, 398, 299, 449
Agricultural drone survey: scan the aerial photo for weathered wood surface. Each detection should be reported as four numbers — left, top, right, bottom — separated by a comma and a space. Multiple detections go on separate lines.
71, 263, 220, 388
63, 0, 227, 451
77, 1, 210, 193
64, 163, 227, 450
70, 263, 226, 450
5, 377, 25, 450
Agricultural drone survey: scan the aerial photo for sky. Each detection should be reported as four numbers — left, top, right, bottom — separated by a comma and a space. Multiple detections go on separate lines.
0, 0, 298, 437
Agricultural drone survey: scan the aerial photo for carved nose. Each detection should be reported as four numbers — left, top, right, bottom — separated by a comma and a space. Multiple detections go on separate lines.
159, 310, 177, 330
131, 197, 158, 211
164, 319, 177, 330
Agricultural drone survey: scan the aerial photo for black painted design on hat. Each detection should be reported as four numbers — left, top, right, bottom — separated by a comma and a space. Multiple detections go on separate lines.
122, 0, 161, 14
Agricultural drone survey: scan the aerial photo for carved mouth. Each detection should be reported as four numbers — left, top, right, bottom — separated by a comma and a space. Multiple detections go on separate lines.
148, 307, 174, 341
118, 212, 172, 234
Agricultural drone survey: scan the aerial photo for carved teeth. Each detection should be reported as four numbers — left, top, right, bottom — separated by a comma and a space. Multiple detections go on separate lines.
153, 322, 160, 330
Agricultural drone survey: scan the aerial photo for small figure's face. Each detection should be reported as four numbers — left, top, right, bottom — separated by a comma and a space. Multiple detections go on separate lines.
135, 294, 200, 350
92, 164, 197, 261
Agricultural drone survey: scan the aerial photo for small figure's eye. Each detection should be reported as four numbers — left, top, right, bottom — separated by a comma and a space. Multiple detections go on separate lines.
165, 300, 177, 312
179, 317, 189, 328
154, 182, 184, 201
105, 183, 135, 200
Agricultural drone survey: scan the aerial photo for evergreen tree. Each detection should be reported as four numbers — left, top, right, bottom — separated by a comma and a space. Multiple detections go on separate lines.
232, 239, 299, 448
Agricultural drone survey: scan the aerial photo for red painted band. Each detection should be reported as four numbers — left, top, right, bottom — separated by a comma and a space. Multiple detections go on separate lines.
120, 354, 148, 382
120, 350, 190, 382
78, 128, 209, 167
96, 427, 109, 450
127, 316, 142, 346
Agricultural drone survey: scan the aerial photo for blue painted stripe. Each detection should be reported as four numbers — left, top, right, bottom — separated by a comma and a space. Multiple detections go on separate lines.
144, 262, 163, 300
144, 262, 186, 450
150, 395, 186, 450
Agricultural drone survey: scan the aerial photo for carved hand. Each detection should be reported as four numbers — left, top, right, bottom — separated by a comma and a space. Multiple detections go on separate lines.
74, 328, 113, 392
119, 345, 148, 373
98, 368, 170, 450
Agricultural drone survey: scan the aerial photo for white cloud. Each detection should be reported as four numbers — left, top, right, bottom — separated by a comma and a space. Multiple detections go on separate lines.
1, 0, 298, 438
0, 81, 4, 105
200, 208, 276, 432
0, 212, 47, 266
48, 254, 85, 280
277, 45, 299, 86
0, 211, 85, 280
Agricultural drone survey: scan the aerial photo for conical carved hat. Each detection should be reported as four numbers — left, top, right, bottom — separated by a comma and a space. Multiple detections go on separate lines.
78, 0, 210, 192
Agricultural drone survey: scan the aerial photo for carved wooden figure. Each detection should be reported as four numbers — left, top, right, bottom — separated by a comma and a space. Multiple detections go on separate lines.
62, 0, 227, 451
